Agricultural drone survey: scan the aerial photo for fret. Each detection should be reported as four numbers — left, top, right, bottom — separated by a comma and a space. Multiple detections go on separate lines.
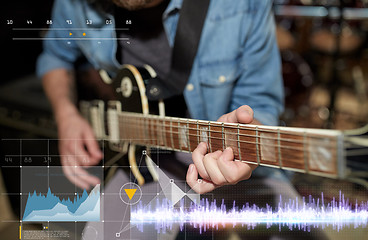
208, 122, 212, 152
178, 120, 182, 151
158, 118, 164, 146
237, 124, 242, 161
170, 118, 174, 149
209, 122, 223, 152
258, 128, 279, 167
171, 119, 180, 150
197, 121, 209, 151
134, 116, 139, 141
125, 117, 130, 141
146, 117, 151, 145
157, 117, 163, 146
135, 116, 140, 141
162, 118, 167, 148
153, 117, 158, 146
141, 116, 147, 144
239, 126, 258, 164
150, 117, 156, 146
187, 119, 191, 151
155, 117, 159, 145
129, 116, 134, 140
255, 126, 260, 164
221, 123, 225, 150
131, 116, 136, 141
303, 132, 309, 174
178, 119, 189, 152
196, 121, 200, 146
143, 116, 148, 144
136, 116, 141, 143
277, 128, 282, 168
223, 124, 239, 159
158, 117, 165, 146
188, 119, 198, 152
125, 117, 131, 141
279, 130, 308, 171
146, 116, 150, 144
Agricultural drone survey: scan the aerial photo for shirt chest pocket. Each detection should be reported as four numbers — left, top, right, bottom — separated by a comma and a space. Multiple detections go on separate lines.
198, 58, 244, 87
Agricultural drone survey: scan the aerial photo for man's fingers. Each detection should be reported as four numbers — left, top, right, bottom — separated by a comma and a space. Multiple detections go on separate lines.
218, 147, 255, 184
61, 164, 90, 190
202, 151, 227, 186
82, 129, 103, 163
75, 140, 93, 166
61, 158, 100, 190
186, 164, 217, 194
235, 105, 254, 124
217, 105, 254, 124
192, 142, 211, 180
74, 166, 101, 188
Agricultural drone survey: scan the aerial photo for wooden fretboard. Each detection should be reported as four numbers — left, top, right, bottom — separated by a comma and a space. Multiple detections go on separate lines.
114, 111, 345, 179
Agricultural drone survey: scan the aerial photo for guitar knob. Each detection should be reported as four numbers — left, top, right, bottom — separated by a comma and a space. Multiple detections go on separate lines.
149, 85, 160, 97
120, 77, 133, 98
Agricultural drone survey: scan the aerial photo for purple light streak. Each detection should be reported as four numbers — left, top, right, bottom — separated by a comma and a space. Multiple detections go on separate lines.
131, 191, 368, 234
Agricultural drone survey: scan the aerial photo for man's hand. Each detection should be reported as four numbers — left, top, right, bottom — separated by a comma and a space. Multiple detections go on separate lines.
58, 112, 102, 190
42, 69, 102, 190
186, 105, 258, 194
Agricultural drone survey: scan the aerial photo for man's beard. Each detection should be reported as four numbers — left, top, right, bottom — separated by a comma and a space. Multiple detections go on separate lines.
112, 0, 157, 10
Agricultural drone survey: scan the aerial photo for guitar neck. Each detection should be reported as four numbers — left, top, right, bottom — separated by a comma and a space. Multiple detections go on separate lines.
115, 111, 346, 179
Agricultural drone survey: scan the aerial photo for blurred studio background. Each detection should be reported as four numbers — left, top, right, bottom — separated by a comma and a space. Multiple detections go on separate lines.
1, 0, 368, 239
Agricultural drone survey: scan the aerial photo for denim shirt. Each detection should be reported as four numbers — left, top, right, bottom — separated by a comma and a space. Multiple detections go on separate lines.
37, 0, 284, 125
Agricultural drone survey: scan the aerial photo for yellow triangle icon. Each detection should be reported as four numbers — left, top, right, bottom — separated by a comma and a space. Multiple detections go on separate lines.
124, 189, 137, 200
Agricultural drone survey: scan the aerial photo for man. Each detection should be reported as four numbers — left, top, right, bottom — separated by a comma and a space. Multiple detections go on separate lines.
37, 0, 283, 193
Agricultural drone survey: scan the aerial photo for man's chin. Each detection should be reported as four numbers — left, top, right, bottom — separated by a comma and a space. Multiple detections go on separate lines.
112, 0, 157, 10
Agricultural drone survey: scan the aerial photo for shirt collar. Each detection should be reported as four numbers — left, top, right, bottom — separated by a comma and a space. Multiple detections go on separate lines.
163, 0, 183, 18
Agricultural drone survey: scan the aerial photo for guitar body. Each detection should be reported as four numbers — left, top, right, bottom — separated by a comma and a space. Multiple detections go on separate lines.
113, 65, 150, 115
78, 64, 187, 186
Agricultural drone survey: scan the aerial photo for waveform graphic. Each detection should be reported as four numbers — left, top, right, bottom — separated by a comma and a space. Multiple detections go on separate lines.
131, 192, 368, 234
23, 184, 100, 222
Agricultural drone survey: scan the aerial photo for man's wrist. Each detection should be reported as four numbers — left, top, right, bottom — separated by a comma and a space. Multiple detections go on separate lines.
54, 100, 79, 124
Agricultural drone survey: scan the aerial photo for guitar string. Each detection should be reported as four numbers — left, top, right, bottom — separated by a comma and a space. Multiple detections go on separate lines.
114, 119, 339, 153
115, 137, 338, 172
117, 113, 342, 138
116, 118, 339, 147
106, 119, 342, 172
117, 117, 339, 144
115, 116, 365, 155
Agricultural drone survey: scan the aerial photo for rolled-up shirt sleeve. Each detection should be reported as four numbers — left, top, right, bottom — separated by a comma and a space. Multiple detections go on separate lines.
230, 0, 284, 126
36, 0, 81, 78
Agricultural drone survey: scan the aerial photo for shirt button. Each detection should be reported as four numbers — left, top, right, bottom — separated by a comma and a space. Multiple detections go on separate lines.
186, 84, 194, 91
219, 75, 226, 83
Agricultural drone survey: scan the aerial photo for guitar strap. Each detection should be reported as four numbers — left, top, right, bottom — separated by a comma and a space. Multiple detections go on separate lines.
146, 0, 211, 100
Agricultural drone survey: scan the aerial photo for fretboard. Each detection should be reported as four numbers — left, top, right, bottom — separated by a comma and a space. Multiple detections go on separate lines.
115, 111, 345, 179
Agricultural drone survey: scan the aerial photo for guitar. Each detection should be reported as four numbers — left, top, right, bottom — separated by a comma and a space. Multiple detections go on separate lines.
79, 64, 368, 187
